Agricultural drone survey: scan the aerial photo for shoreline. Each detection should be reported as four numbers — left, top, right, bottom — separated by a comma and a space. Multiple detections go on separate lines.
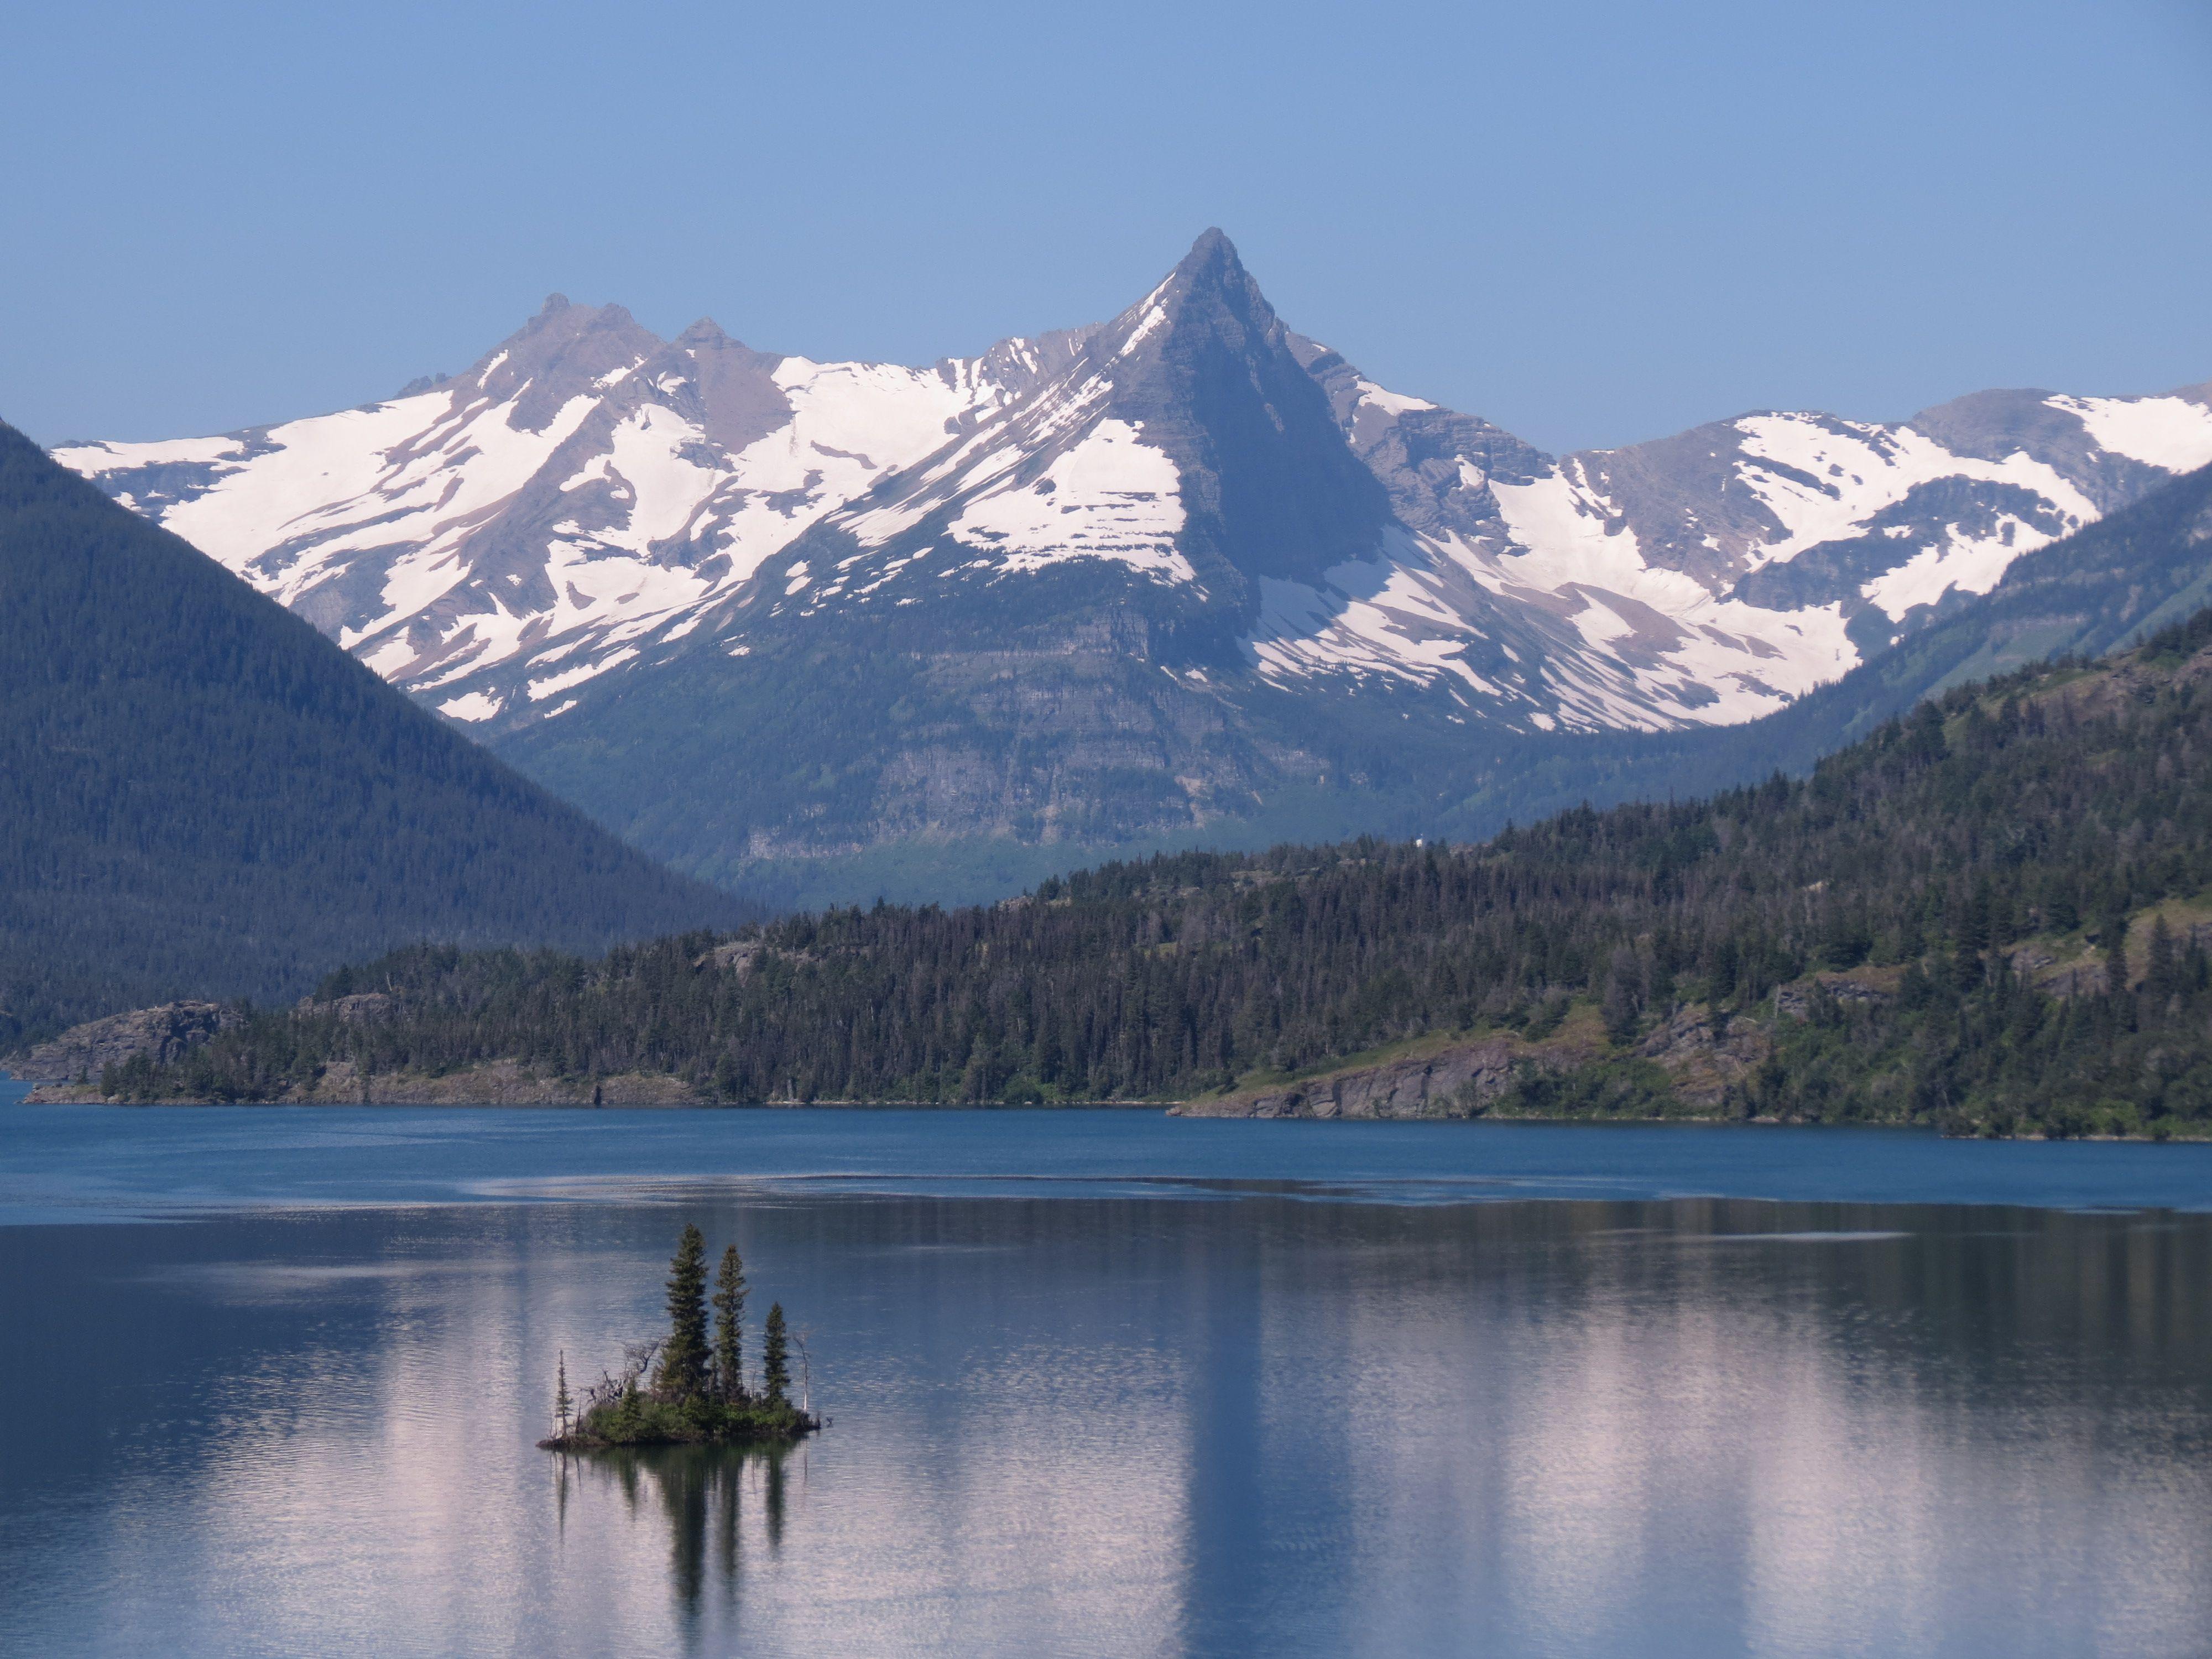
9, 1088, 2208, 1142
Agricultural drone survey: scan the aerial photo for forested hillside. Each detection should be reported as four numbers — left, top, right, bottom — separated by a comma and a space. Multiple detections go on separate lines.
0, 421, 742, 1045
94, 604, 2212, 1137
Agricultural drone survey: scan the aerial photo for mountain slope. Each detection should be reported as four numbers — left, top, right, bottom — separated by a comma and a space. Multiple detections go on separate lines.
1432, 455, 2212, 834
0, 421, 738, 1045
87, 600, 2212, 1139
55, 232, 2212, 897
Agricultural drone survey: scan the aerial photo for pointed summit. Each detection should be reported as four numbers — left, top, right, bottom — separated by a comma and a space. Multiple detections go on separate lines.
1164, 228, 1260, 304
1139, 228, 1260, 323
1105, 226, 1288, 368
1098, 228, 1390, 587
677, 317, 736, 349
1178, 226, 1238, 270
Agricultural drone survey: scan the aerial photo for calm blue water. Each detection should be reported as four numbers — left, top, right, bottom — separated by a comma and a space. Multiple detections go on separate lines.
4, 1106, 2212, 1657
5, 1103, 2212, 1225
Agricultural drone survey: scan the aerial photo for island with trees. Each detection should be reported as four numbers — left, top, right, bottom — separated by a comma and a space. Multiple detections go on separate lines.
540, 1225, 820, 1451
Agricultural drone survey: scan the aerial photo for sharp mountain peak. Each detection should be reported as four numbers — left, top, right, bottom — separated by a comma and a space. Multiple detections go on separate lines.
50, 232, 2212, 893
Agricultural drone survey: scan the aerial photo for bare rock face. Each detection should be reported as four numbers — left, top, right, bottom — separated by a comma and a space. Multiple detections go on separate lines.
1636, 1006, 1768, 1106
1186, 1036, 1563, 1120
12, 1001, 243, 1083
1772, 972, 1898, 1021
295, 992, 396, 1025
1183, 1002, 1778, 1121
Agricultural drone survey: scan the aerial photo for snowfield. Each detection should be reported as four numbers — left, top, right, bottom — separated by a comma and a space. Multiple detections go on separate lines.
54, 274, 2212, 740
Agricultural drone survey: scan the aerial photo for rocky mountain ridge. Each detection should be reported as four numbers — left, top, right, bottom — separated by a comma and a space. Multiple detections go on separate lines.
54, 232, 2212, 892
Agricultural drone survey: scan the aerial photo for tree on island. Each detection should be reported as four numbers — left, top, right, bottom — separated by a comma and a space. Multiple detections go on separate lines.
541, 1224, 820, 1451
713, 1244, 748, 1404
656, 1224, 711, 1403
763, 1303, 790, 1408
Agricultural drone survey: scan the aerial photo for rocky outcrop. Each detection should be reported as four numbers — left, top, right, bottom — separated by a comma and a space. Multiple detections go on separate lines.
295, 992, 396, 1024
1182, 1001, 1776, 1120
1636, 1005, 1768, 1107
282, 1058, 696, 1105
11, 1001, 244, 1083
1773, 970, 1900, 1020
1178, 1034, 1579, 1120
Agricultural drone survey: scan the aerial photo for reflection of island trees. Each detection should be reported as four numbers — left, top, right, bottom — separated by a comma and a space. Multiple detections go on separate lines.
557, 1442, 795, 1619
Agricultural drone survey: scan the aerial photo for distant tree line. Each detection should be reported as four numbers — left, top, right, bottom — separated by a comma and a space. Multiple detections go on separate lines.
103, 606, 2212, 1137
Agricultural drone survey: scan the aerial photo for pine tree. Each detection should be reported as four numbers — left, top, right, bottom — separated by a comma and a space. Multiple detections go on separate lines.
1602, 947, 1644, 1045
712, 1244, 748, 1404
656, 1224, 710, 1404
2104, 910, 2133, 998
554, 1350, 572, 1439
763, 1302, 791, 1408
2147, 916, 2179, 999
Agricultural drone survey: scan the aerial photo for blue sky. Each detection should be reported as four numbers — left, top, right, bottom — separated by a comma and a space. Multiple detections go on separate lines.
4, 0, 2208, 454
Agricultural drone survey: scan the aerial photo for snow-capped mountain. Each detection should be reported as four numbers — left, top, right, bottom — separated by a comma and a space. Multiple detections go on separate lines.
54, 230, 2212, 891
55, 297, 1070, 726
60, 232, 2212, 742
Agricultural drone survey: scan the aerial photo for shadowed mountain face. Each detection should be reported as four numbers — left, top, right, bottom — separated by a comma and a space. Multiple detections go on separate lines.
54, 232, 2212, 901
0, 422, 739, 1041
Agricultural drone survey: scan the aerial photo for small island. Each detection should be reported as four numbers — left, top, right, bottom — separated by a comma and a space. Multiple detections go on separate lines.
540, 1224, 821, 1451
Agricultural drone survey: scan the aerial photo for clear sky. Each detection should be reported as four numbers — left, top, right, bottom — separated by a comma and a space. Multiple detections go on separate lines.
4, 0, 2208, 455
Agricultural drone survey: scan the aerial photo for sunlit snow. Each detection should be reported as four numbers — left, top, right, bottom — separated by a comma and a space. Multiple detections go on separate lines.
436, 691, 503, 722
2047, 394, 2212, 476
948, 420, 1193, 583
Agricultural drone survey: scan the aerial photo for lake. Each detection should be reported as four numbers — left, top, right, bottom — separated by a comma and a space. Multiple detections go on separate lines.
4, 1105, 2211, 1657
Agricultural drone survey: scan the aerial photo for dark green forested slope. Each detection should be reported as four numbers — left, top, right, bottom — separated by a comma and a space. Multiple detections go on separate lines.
107, 603, 2212, 1136
0, 420, 742, 1044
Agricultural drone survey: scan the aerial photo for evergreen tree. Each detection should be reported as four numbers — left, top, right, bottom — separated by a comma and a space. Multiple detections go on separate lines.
656, 1225, 710, 1404
763, 1302, 791, 1408
2146, 916, 2179, 999
712, 1244, 748, 1404
2104, 910, 2133, 998
1602, 947, 1644, 1044
554, 1350, 572, 1439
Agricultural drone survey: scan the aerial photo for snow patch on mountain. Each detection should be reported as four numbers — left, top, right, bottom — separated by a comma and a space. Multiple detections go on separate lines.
437, 691, 502, 722
947, 420, 1192, 583
1479, 476, 1856, 720
56, 434, 246, 471
1726, 413, 2097, 568
1355, 380, 1435, 416
1244, 499, 1860, 732
2048, 394, 2212, 475
1860, 526, 2028, 620
596, 406, 720, 552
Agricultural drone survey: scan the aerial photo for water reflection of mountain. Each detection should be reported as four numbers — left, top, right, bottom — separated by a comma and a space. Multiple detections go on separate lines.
557, 1443, 797, 1631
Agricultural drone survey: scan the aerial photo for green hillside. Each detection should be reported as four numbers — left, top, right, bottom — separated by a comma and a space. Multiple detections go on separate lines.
0, 420, 741, 1045
92, 603, 2212, 1137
